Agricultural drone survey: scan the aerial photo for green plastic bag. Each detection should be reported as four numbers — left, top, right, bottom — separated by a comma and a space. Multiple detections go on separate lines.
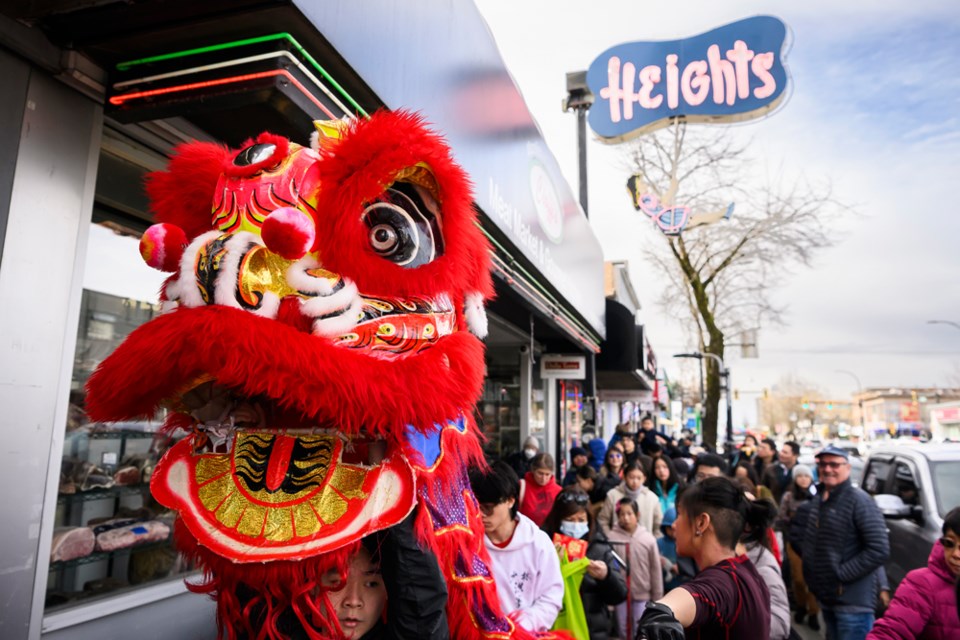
551, 549, 591, 639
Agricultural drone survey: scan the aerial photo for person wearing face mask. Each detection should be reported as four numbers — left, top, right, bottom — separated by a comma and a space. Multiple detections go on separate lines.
868, 507, 960, 640
541, 487, 627, 640
598, 461, 663, 540
506, 435, 541, 479
607, 497, 663, 640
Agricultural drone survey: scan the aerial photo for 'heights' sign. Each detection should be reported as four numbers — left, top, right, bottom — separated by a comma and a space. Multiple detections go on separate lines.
587, 16, 789, 142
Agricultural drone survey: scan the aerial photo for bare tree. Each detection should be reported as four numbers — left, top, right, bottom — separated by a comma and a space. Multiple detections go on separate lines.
625, 121, 844, 450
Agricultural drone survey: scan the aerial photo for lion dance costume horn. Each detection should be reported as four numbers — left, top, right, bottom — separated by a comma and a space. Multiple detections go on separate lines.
86, 111, 562, 639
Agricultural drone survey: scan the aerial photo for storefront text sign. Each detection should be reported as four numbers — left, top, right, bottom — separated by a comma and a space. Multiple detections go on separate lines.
541, 355, 587, 380
587, 16, 789, 142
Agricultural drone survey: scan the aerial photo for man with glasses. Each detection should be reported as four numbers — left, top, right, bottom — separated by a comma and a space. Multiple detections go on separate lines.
801, 445, 889, 640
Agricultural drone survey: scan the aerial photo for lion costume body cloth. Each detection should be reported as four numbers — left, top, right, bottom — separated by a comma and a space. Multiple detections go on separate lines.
85, 112, 564, 640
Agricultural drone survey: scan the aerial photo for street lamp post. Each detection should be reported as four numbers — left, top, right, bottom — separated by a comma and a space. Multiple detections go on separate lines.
674, 352, 732, 452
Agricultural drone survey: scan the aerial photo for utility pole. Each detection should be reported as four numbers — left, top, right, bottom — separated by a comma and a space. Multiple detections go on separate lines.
563, 70, 598, 426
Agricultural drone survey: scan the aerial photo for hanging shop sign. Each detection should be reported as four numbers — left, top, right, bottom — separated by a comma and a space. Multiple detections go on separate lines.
586, 15, 789, 142
626, 174, 734, 235
541, 354, 587, 380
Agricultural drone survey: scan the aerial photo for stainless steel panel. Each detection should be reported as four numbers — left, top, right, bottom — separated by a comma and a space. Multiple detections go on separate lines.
0, 69, 102, 639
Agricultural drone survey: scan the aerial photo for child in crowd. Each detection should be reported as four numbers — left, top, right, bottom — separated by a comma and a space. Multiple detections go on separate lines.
598, 461, 662, 539
606, 497, 663, 640
656, 507, 689, 591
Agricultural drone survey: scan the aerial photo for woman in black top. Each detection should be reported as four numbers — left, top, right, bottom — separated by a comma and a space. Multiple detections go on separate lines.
635, 476, 776, 640
541, 487, 627, 640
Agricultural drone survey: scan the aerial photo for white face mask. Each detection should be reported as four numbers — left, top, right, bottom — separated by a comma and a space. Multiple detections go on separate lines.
523, 448, 537, 459
559, 520, 590, 540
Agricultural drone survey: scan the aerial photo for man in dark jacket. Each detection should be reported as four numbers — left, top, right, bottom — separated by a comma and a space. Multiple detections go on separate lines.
802, 445, 889, 640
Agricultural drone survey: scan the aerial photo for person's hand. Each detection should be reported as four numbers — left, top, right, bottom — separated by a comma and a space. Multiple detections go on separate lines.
879, 589, 891, 608
586, 560, 608, 580
635, 602, 684, 640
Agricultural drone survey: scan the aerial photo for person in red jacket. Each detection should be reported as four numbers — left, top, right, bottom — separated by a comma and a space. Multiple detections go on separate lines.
868, 507, 960, 640
518, 453, 562, 526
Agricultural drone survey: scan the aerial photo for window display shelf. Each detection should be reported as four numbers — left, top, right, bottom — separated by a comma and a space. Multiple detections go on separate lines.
49, 538, 173, 571
57, 484, 148, 504
74, 430, 161, 440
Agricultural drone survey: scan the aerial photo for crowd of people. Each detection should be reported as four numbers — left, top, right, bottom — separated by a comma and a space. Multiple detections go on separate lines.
472, 420, 960, 640
316, 420, 960, 640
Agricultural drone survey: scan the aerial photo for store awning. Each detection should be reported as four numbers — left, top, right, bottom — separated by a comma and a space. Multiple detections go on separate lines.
596, 299, 651, 391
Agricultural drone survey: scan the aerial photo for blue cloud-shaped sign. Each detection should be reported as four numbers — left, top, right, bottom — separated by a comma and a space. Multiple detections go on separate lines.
587, 16, 789, 142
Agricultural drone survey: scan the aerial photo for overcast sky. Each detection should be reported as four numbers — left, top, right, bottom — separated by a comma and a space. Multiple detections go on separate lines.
474, 0, 960, 403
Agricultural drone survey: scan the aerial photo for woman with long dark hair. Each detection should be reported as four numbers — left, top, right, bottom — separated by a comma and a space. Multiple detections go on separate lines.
647, 456, 683, 517
635, 476, 776, 640
541, 487, 627, 640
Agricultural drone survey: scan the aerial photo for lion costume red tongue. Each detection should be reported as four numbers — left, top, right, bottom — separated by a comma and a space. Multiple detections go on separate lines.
86, 111, 564, 640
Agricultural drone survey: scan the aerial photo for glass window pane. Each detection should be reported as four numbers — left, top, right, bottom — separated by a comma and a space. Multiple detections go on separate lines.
46, 212, 194, 613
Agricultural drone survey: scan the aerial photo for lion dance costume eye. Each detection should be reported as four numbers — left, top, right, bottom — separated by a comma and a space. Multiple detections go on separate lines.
86, 111, 567, 639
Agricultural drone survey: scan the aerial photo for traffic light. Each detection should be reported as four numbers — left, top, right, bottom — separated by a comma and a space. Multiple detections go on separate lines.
763, 388, 769, 399
734, 389, 740, 400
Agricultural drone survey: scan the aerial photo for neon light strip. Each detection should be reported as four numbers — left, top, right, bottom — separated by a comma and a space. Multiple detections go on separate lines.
113, 51, 353, 118
108, 69, 337, 120
477, 222, 601, 349
115, 33, 368, 116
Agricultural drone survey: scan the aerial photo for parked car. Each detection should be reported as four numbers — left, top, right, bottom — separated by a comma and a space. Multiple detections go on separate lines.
859, 443, 960, 588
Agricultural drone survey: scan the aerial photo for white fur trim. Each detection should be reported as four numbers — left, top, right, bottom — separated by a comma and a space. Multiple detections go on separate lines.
166, 230, 222, 308
464, 291, 488, 338
299, 279, 360, 320
309, 130, 320, 153
286, 255, 335, 296
311, 295, 363, 338
160, 300, 179, 315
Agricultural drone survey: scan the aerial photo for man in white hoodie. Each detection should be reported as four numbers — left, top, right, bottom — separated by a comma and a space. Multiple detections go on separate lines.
469, 460, 564, 633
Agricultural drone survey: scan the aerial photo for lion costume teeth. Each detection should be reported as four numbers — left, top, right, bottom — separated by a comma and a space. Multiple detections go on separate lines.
86, 110, 563, 640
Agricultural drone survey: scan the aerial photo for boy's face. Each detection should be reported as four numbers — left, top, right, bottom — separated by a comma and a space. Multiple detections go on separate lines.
323, 548, 386, 638
573, 453, 588, 468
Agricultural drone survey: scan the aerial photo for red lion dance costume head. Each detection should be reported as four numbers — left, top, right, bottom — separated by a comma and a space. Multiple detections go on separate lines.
86, 111, 565, 639
88, 113, 568, 639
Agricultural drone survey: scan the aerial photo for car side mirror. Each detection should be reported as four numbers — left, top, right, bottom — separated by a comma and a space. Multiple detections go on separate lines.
874, 494, 910, 519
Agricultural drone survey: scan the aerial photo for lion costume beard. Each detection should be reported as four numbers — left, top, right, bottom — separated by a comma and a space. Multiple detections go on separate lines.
85, 111, 566, 640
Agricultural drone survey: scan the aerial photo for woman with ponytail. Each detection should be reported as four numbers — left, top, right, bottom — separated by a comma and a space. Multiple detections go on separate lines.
634, 476, 776, 640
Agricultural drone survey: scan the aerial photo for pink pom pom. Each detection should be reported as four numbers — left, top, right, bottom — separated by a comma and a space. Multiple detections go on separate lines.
139, 223, 187, 272
261, 207, 316, 260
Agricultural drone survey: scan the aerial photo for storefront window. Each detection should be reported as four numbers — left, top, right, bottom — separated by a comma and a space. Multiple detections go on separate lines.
45, 214, 193, 612
479, 371, 522, 460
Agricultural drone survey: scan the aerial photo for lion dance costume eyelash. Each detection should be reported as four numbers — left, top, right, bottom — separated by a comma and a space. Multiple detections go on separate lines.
86, 111, 568, 640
